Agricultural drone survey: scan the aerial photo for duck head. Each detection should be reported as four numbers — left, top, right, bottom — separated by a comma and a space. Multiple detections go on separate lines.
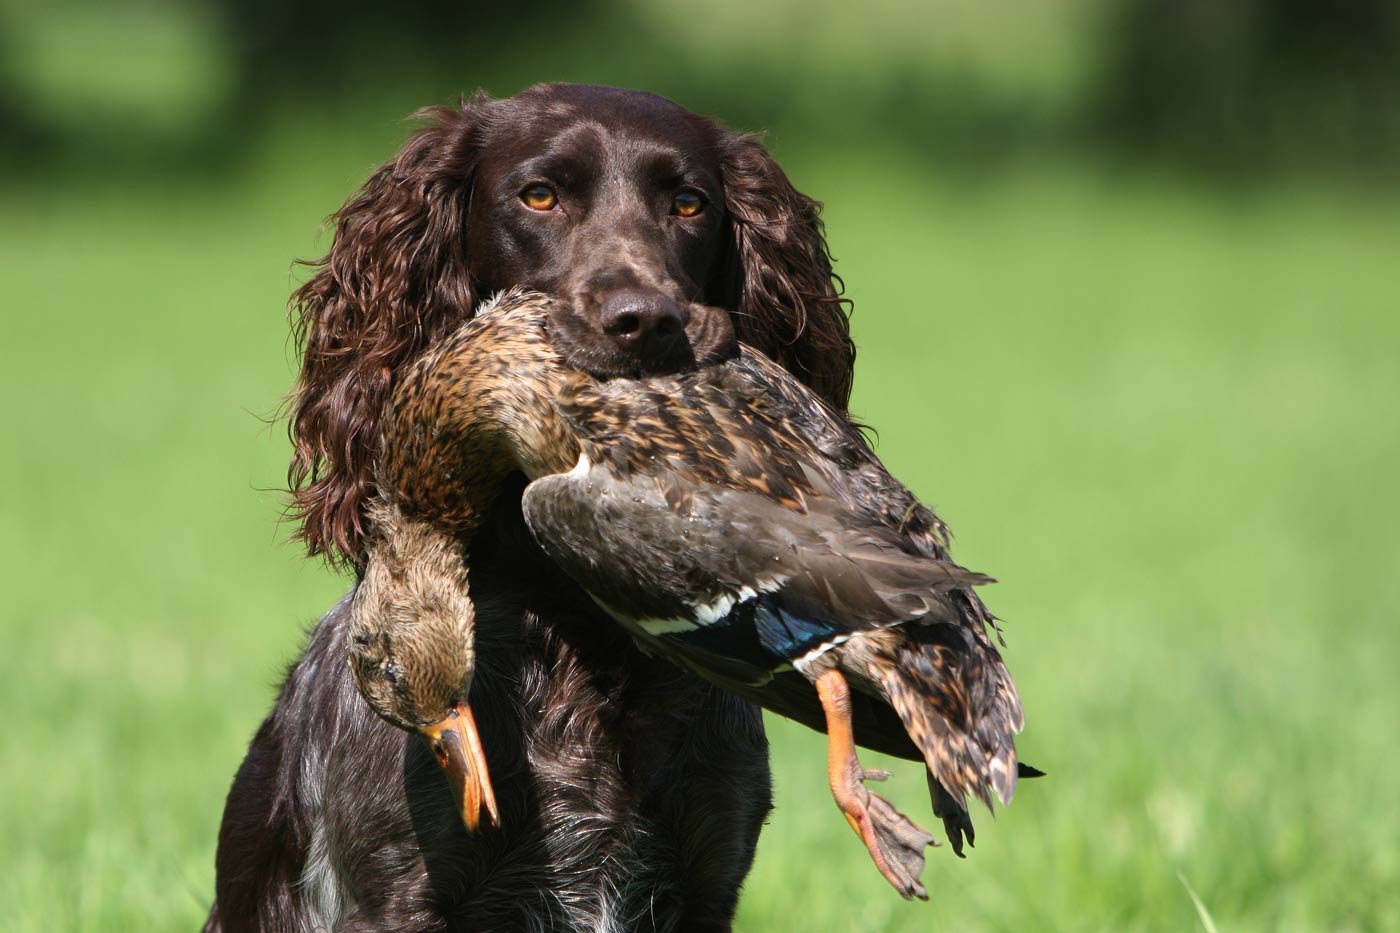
347, 513, 500, 832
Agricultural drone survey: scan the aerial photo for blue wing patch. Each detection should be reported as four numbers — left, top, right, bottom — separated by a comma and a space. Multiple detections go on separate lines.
651, 591, 844, 669
751, 594, 842, 660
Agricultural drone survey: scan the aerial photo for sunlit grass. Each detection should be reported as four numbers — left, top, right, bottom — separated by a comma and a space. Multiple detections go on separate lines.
2, 138, 1396, 930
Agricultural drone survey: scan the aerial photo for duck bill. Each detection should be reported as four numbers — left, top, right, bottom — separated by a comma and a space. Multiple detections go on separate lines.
420, 702, 500, 832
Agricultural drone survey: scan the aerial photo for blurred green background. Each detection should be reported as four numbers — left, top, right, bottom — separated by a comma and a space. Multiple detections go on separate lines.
2, 0, 1397, 929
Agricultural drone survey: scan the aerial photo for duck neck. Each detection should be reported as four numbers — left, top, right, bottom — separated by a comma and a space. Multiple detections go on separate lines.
371, 306, 583, 580
376, 378, 579, 559
363, 496, 482, 575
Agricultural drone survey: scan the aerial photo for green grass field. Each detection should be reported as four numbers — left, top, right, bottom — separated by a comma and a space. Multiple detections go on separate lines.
3, 132, 1397, 930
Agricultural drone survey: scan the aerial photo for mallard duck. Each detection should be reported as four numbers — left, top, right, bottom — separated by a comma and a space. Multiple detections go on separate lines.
350, 287, 1030, 899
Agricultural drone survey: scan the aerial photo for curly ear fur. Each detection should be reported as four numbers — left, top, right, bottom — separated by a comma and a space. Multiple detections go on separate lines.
286, 94, 856, 571
287, 95, 489, 569
718, 134, 855, 411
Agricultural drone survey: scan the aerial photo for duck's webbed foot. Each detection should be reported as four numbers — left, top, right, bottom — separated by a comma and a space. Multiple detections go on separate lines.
815, 669, 936, 900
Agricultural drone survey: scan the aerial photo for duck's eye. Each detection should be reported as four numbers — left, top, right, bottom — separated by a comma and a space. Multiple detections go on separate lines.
521, 185, 558, 211
383, 662, 400, 685
672, 191, 704, 217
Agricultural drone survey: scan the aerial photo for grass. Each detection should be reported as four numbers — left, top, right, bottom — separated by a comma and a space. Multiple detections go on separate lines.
2, 130, 1397, 930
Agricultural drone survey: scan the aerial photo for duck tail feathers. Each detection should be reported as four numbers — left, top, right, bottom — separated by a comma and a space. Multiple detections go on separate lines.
870, 613, 1023, 821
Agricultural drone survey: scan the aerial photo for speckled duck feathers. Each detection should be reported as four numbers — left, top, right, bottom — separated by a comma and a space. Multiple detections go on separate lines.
368, 287, 1031, 885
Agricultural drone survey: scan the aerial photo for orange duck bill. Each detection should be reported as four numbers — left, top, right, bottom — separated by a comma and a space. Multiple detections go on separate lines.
419, 703, 500, 832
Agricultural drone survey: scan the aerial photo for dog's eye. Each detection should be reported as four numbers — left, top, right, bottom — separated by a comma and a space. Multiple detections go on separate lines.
521, 185, 558, 211
672, 192, 704, 218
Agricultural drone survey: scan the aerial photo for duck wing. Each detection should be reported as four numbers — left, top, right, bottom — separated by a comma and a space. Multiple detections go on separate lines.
521, 453, 998, 773
523, 453, 989, 656
520, 350, 994, 750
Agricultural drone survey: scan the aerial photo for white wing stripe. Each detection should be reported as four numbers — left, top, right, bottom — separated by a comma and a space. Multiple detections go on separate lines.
590, 577, 788, 636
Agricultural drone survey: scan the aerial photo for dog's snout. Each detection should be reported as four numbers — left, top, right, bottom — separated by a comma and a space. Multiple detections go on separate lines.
599, 290, 689, 360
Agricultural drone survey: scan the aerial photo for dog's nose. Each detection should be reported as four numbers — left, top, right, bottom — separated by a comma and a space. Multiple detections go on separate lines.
599, 290, 689, 360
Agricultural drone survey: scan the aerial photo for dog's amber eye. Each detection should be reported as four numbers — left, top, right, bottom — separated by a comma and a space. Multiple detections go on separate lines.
521, 185, 558, 211
673, 192, 704, 217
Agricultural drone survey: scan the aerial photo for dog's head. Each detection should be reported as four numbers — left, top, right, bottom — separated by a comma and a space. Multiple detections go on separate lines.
289, 83, 854, 567
469, 85, 737, 378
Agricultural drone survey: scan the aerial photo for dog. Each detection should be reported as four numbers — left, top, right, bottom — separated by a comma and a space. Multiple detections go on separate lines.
207, 83, 856, 932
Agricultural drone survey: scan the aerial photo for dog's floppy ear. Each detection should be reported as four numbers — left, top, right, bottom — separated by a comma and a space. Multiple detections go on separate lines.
718, 133, 855, 411
288, 94, 490, 569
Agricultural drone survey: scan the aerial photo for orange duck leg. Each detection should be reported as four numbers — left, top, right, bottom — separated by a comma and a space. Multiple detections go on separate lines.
815, 669, 937, 900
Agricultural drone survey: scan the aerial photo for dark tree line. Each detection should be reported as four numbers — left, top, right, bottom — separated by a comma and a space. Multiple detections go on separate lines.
1094, 0, 1400, 169
3, 0, 1396, 175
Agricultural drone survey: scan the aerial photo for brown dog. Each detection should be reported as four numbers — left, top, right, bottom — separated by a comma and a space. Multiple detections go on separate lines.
207, 83, 855, 932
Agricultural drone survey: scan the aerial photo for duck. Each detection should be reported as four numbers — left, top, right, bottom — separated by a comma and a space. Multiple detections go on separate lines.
349, 286, 1032, 900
